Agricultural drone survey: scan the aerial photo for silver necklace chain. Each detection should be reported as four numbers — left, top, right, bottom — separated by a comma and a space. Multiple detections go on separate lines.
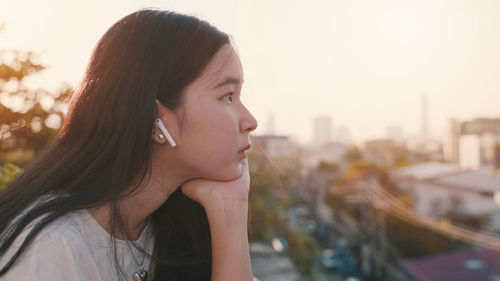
115, 207, 153, 270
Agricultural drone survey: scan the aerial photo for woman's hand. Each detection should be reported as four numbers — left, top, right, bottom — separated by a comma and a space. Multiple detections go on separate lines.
181, 158, 254, 281
181, 158, 250, 209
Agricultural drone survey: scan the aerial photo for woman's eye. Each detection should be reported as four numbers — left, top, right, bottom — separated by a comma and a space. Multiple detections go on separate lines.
223, 92, 233, 103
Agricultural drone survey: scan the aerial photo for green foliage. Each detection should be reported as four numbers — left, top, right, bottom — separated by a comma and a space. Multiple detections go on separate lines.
343, 159, 381, 180
384, 212, 465, 257
317, 161, 339, 173
0, 50, 44, 81
273, 219, 315, 275
247, 150, 315, 276
326, 181, 464, 258
249, 195, 273, 241
248, 150, 294, 242
343, 146, 362, 163
327, 192, 359, 220
393, 158, 412, 169
0, 38, 72, 166
326, 148, 464, 259
0, 162, 22, 190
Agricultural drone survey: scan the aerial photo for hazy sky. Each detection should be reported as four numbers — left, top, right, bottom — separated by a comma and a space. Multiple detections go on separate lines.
1, 0, 500, 144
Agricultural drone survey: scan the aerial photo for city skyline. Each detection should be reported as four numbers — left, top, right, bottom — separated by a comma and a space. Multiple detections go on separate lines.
2, 0, 500, 144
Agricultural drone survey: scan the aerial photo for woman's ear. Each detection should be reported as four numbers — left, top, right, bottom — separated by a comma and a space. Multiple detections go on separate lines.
152, 126, 167, 144
155, 99, 165, 116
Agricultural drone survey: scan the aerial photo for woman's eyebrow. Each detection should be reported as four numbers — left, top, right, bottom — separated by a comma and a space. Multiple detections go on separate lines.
212, 77, 243, 89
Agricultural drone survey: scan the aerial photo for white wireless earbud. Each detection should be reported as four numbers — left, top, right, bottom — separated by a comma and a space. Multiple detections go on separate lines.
155, 118, 177, 147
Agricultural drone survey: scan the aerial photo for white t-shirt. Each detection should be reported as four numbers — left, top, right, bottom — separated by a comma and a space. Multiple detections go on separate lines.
0, 209, 155, 281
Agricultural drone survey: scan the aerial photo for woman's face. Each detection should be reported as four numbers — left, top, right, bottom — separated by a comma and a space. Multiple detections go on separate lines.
159, 43, 258, 181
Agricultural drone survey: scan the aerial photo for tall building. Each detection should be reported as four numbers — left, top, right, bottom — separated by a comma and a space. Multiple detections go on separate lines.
459, 132, 499, 170
461, 118, 500, 135
312, 115, 331, 146
444, 117, 500, 169
459, 135, 481, 170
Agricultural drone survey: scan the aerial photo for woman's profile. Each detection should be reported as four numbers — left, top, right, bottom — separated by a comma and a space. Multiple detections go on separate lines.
0, 8, 258, 281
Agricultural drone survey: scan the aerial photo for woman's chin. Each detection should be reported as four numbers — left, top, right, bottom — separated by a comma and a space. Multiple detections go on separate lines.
207, 162, 243, 182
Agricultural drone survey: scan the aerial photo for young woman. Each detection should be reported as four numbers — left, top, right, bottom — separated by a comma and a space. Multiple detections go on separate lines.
0, 9, 258, 281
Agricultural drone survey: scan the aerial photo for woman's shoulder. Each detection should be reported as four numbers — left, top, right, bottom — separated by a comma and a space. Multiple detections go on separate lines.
36, 209, 93, 245
6, 193, 102, 245
0, 210, 103, 280
1, 208, 96, 260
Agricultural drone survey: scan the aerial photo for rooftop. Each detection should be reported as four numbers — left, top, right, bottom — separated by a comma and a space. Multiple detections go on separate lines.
399, 248, 500, 281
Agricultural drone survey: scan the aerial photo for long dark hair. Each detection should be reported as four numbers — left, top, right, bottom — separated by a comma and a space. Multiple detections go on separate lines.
0, 9, 229, 280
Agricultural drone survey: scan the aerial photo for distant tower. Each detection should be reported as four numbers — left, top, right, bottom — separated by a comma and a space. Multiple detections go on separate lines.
421, 94, 429, 140
313, 115, 331, 146
265, 114, 276, 135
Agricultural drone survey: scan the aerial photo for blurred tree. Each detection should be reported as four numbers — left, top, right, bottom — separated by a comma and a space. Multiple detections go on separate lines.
247, 149, 315, 277
392, 157, 412, 170
317, 161, 339, 173
0, 162, 22, 190
384, 211, 466, 257
343, 159, 381, 180
324, 149, 466, 260
248, 150, 295, 241
343, 146, 362, 163
273, 219, 315, 276
0, 26, 72, 166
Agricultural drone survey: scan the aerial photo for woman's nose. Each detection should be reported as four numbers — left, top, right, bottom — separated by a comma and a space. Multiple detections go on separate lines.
240, 105, 258, 134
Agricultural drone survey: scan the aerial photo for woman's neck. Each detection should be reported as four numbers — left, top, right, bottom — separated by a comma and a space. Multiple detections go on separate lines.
88, 158, 187, 240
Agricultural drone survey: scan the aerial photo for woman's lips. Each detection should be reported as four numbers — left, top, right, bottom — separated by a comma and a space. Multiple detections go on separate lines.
238, 144, 250, 159
239, 144, 251, 152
